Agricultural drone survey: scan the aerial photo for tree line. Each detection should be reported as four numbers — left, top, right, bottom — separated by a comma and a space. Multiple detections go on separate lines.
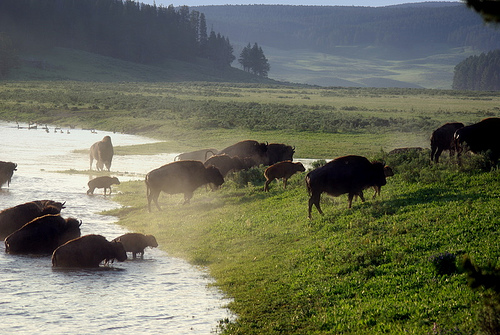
453, 50, 500, 91
0, 0, 241, 76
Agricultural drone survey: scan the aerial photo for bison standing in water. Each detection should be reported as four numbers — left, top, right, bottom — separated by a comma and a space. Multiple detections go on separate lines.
264, 161, 305, 192
0, 200, 66, 239
306, 155, 388, 218
5, 214, 81, 255
112, 233, 158, 259
430, 122, 464, 163
52, 234, 127, 268
145, 160, 224, 212
87, 176, 120, 195
89, 136, 114, 171
0, 161, 17, 188
454, 117, 500, 165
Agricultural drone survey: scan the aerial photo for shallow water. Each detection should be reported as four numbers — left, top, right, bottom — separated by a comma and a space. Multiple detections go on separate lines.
0, 122, 232, 334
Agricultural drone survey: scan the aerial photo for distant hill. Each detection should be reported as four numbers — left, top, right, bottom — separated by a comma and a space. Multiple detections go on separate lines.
194, 3, 500, 88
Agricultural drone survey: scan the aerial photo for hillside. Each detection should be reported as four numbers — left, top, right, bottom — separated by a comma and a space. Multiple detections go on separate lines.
195, 3, 500, 88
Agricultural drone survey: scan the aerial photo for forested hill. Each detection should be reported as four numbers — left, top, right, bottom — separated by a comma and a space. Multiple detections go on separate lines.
194, 3, 500, 54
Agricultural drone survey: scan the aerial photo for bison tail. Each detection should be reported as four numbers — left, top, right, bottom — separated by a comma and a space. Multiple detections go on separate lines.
305, 175, 312, 196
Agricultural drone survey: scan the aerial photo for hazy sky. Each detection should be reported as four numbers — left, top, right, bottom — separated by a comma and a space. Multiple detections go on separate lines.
142, 0, 461, 7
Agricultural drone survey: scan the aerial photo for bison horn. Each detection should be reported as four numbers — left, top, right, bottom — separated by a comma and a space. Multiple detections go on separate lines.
78, 220, 82, 227
61, 201, 66, 208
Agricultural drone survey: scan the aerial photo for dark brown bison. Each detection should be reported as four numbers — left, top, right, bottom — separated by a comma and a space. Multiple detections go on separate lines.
89, 136, 114, 171
87, 176, 120, 195
52, 234, 127, 268
204, 154, 245, 178
0, 200, 66, 239
371, 165, 394, 199
145, 160, 225, 212
454, 117, 500, 165
112, 233, 158, 259
430, 122, 464, 163
306, 155, 387, 218
266, 143, 295, 165
0, 161, 17, 188
174, 148, 219, 162
264, 161, 305, 192
219, 140, 269, 166
5, 214, 81, 255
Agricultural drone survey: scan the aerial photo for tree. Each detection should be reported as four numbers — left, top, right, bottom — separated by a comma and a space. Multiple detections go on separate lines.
238, 42, 270, 77
0, 32, 19, 78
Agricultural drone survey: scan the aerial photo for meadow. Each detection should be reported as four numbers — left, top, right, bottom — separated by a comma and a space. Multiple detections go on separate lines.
1, 81, 500, 334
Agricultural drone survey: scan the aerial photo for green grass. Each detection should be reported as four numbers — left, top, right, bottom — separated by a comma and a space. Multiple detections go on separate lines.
1, 81, 500, 333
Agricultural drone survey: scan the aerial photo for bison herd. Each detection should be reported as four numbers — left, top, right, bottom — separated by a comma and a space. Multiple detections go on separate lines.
1, 117, 498, 268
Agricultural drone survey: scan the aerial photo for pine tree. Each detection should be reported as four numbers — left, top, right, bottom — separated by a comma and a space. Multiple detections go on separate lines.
238, 42, 270, 77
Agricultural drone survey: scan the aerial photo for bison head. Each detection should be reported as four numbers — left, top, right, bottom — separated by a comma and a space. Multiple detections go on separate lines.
205, 166, 224, 188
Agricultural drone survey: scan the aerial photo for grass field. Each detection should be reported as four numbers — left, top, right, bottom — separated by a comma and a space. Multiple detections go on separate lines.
1, 81, 500, 334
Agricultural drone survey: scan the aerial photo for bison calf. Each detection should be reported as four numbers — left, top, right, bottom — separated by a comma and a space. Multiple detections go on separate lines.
264, 161, 305, 192
0, 161, 17, 188
52, 234, 127, 268
112, 233, 158, 259
306, 155, 387, 218
87, 176, 120, 195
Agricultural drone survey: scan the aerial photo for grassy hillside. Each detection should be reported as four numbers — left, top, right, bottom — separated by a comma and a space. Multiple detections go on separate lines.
1, 81, 500, 333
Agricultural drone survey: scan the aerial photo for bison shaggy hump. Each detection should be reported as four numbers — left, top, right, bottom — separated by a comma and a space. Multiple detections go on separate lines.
306, 155, 387, 218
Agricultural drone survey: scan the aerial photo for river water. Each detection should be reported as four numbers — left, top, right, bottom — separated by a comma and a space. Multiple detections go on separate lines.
0, 121, 232, 334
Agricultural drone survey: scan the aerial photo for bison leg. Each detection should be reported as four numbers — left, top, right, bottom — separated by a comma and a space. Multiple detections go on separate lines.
372, 186, 380, 199
148, 189, 162, 212
308, 192, 323, 219
434, 148, 443, 163
264, 178, 273, 192
183, 192, 193, 205
283, 178, 288, 189
87, 187, 95, 195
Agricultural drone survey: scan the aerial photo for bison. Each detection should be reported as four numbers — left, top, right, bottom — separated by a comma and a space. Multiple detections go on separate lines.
87, 176, 120, 195
0, 200, 66, 239
371, 165, 394, 199
266, 143, 295, 165
145, 160, 225, 212
89, 135, 114, 171
430, 122, 464, 163
454, 117, 500, 165
204, 154, 245, 178
174, 148, 219, 162
52, 234, 127, 268
5, 214, 81, 255
219, 140, 269, 166
264, 161, 305, 192
306, 155, 387, 218
0, 161, 17, 188
112, 233, 158, 259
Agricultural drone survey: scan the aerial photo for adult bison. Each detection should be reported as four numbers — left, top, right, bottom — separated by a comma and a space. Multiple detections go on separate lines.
306, 155, 387, 218
430, 122, 464, 163
266, 143, 295, 165
174, 148, 219, 162
0, 200, 66, 239
204, 154, 245, 178
52, 234, 127, 268
454, 117, 500, 165
0, 161, 17, 188
112, 233, 158, 259
89, 136, 114, 171
219, 140, 269, 166
5, 214, 81, 255
145, 160, 224, 212
87, 176, 120, 195
264, 161, 305, 192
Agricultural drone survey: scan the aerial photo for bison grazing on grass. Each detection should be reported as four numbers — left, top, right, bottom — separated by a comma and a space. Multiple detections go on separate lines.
112, 233, 158, 259
0, 161, 17, 188
306, 155, 388, 218
174, 148, 219, 162
454, 117, 500, 165
204, 154, 245, 178
52, 234, 127, 268
264, 161, 305, 192
87, 176, 120, 195
145, 160, 225, 212
430, 122, 464, 163
0, 200, 66, 239
89, 136, 114, 171
5, 214, 81, 255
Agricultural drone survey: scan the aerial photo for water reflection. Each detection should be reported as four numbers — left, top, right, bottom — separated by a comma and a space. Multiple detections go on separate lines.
0, 121, 232, 334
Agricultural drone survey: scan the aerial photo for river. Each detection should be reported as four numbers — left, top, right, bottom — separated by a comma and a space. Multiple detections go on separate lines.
0, 121, 232, 334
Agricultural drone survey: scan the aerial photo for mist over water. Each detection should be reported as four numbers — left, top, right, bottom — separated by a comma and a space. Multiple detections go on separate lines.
0, 122, 232, 334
